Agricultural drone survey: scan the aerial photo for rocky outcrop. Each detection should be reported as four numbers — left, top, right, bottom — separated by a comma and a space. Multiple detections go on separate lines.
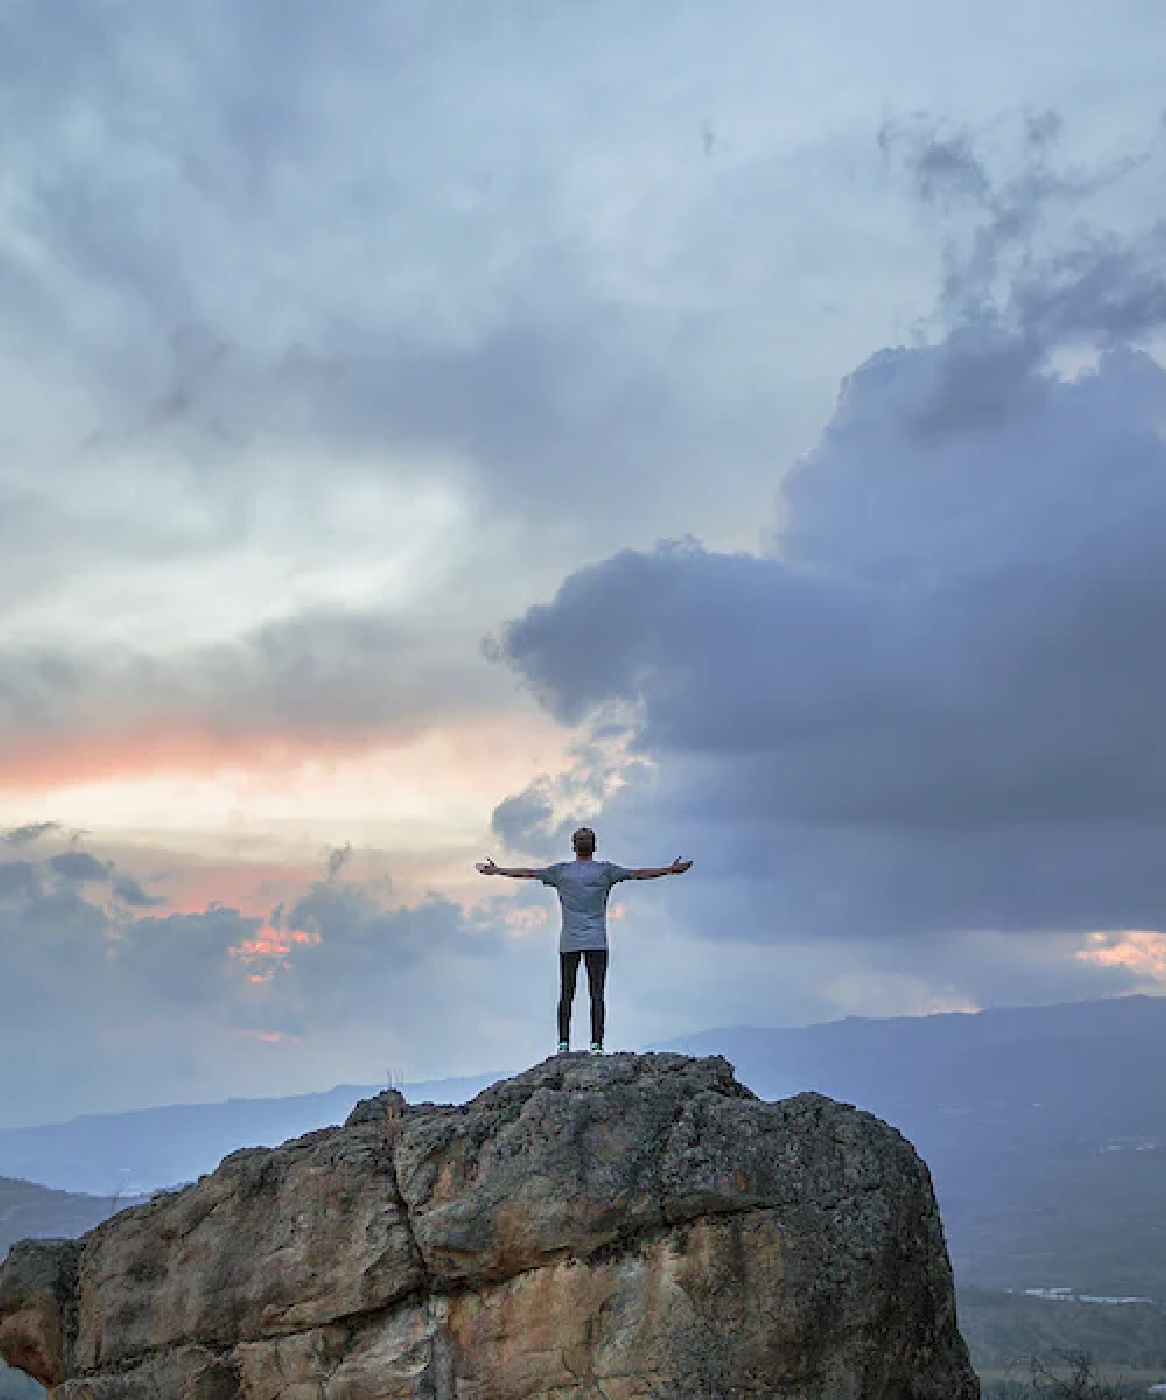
0, 1053, 978, 1398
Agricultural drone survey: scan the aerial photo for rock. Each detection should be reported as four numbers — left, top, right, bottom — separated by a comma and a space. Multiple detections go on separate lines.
0, 1238, 78, 1387
74, 1120, 422, 1371
53, 1344, 240, 1399
0, 1053, 979, 1398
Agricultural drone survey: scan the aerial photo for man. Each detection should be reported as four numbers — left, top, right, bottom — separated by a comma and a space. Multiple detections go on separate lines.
476, 827, 692, 1055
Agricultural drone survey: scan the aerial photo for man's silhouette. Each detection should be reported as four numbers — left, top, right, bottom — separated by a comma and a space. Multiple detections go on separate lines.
477, 826, 692, 1054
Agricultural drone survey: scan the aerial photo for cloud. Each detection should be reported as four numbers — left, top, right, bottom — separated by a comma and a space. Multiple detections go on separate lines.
0, 0, 983, 680
1, 842, 166, 917
490, 785, 557, 854
872, 113, 1166, 436
1077, 930, 1166, 979
0, 1, 790, 520
488, 729, 646, 862
1, 821, 60, 846
0, 841, 548, 1125
0, 860, 38, 902
0, 606, 515, 784
488, 119, 1166, 980
111, 874, 165, 908
48, 850, 110, 882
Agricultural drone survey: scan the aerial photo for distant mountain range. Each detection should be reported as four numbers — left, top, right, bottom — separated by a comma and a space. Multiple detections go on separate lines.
5, 995, 1166, 1300
0, 1176, 125, 1269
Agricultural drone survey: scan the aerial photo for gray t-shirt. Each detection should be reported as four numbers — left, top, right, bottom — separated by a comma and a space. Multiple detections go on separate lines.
537, 859, 634, 952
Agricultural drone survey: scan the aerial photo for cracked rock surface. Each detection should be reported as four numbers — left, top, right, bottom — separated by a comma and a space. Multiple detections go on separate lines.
0, 1052, 979, 1398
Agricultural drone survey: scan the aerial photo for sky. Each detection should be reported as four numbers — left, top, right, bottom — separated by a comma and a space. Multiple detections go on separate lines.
2, 0, 1166, 1127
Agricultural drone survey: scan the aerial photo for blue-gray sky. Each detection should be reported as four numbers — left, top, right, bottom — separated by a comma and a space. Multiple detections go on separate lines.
1, 0, 1165, 1126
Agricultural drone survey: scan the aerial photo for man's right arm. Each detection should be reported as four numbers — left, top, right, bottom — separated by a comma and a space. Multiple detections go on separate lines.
476, 858, 545, 879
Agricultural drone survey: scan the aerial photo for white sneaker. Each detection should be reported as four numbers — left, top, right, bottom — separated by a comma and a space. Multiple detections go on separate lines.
557, 1041, 570, 1055
590, 1043, 604, 1056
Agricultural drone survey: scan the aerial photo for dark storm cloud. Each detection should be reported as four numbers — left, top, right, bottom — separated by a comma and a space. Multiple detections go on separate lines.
118, 907, 261, 1009
0, 848, 503, 1033
1, 822, 60, 845
491, 785, 557, 854
489, 121, 1166, 949
48, 851, 111, 882
0, 860, 112, 1026
111, 874, 165, 908
880, 123, 991, 208
1, 845, 164, 914
874, 115, 1166, 438
0, 860, 38, 902
1011, 228, 1166, 346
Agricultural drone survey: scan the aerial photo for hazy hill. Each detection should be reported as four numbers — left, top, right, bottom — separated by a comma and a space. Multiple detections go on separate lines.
0, 1073, 498, 1197
0, 1175, 126, 1259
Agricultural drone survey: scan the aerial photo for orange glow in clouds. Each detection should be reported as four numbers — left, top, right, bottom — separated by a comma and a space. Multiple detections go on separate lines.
0, 724, 398, 791
229, 925, 321, 971
1076, 930, 1166, 978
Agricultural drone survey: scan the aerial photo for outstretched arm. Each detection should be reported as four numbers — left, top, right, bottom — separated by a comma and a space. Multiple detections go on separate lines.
476, 857, 542, 878
627, 857, 693, 880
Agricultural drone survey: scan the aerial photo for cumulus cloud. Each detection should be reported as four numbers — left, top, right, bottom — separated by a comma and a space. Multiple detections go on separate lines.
0, 833, 168, 919
0, 840, 548, 1125
488, 120, 1166, 993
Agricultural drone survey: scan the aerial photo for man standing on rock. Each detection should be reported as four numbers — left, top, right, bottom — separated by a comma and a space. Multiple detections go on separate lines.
477, 826, 692, 1056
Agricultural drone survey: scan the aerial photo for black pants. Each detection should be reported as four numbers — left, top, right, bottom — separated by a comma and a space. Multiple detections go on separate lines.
558, 950, 608, 1046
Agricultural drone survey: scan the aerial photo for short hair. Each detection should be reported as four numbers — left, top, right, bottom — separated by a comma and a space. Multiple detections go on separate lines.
572, 826, 596, 853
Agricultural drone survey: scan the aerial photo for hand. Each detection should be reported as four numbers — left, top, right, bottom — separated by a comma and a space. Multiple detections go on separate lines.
669, 857, 693, 874
476, 858, 499, 875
